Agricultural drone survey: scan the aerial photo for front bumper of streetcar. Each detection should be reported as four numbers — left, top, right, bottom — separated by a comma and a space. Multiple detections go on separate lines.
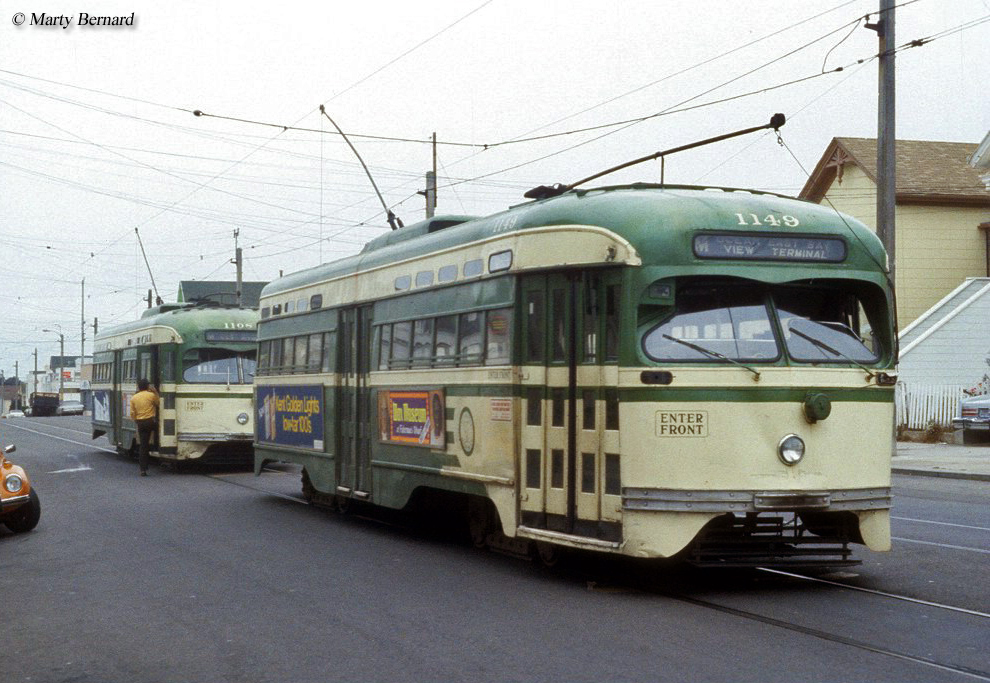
622, 487, 891, 567
177, 432, 254, 442
622, 487, 891, 513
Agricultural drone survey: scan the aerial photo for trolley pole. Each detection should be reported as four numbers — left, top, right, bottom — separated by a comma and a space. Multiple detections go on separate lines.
873, 0, 896, 282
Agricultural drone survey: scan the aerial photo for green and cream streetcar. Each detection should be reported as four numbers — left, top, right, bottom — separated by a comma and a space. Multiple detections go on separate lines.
253, 183, 896, 567
92, 303, 258, 466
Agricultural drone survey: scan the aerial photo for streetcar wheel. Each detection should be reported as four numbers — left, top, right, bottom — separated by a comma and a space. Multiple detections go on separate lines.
533, 541, 564, 568
467, 498, 493, 549
335, 496, 351, 514
4, 489, 41, 533
301, 469, 315, 503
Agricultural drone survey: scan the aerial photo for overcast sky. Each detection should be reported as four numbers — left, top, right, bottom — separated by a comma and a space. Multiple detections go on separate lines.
0, 0, 987, 377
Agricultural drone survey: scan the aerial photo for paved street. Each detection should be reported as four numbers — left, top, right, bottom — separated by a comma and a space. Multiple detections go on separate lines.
1, 416, 988, 683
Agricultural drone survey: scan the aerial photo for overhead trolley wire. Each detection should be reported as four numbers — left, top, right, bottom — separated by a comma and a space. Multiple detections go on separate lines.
442, 10, 990, 191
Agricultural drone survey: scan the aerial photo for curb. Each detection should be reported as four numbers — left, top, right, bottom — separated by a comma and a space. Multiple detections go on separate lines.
892, 467, 990, 483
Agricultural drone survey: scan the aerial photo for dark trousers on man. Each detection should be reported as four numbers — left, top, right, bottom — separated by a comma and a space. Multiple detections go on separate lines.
136, 418, 156, 475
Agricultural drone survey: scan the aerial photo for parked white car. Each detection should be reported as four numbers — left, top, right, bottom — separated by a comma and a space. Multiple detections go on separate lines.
55, 401, 85, 416
953, 394, 990, 444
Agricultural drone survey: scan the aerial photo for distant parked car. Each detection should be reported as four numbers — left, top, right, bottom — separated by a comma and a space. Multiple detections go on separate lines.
55, 401, 85, 416
3, 410, 25, 418
953, 394, 990, 444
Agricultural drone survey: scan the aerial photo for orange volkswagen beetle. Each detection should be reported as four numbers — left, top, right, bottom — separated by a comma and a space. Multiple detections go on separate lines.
0, 444, 40, 533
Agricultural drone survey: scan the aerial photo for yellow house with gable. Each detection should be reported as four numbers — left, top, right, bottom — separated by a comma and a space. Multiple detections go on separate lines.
799, 137, 990, 328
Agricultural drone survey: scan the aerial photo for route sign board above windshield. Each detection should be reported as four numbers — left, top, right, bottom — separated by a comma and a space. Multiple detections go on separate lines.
693, 233, 847, 263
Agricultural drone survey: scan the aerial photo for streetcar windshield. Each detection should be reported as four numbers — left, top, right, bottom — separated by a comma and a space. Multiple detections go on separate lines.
642, 280, 883, 366
182, 348, 257, 384
643, 287, 778, 362
775, 288, 878, 363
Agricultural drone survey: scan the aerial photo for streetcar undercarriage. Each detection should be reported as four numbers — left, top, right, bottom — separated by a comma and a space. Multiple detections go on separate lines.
685, 511, 863, 568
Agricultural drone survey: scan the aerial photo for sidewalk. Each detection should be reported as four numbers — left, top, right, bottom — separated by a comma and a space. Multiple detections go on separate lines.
893, 441, 990, 482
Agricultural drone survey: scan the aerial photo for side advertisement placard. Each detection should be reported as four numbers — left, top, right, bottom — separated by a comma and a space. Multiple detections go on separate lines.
256, 385, 325, 450
93, 390, 111, 423
377, 389, 445, 449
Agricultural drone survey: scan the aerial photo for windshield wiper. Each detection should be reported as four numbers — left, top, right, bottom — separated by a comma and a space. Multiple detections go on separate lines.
788, 326, 875, 380
662, 334, 760, 381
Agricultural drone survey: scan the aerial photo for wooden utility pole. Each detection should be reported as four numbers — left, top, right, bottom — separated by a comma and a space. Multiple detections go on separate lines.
81, 278, 86, 360
873, 0, 896, 282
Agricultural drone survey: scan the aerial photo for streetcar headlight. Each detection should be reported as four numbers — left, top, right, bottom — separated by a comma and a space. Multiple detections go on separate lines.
237, 412, 249, 425
4, 473, 23, 493
777, 434, 805, 465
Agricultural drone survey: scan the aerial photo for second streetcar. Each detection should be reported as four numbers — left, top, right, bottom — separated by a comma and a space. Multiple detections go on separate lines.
91, 302, 259, 466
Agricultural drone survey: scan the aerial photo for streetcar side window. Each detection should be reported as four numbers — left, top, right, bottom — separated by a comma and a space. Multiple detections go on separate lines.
604, 284, 621, 362
282, 337, 295, 370
294, 335, 309, 373
371, 309, 512, 370
391, 322, 413, 368
525, 290, 545, 363
551, 287, 566, 362
378, 325, 392, 370
270, 338, 283, 372
415, 271, 434, 288
258, 341, 270, 374
485, 308, 512, 366
583, 276, 599, 364
435, 315, 457, 365
321, 331, 335, 373
307, 334, 322, 372
162, 349, 176, 383
412, 319, 434, 366
438, 265, 457, 283
458, 312, 483, 365
488, 250, 513, 273
463, 260, 483, 278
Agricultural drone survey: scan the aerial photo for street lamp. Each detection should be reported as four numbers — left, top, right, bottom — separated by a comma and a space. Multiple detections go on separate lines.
43, 327, 65, 401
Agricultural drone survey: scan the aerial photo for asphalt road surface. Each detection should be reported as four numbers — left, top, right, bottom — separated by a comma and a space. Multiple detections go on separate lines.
2, 416, 988, 683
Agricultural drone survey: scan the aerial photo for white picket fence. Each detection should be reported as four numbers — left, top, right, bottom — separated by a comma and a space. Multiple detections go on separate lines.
895, 382, 968, 430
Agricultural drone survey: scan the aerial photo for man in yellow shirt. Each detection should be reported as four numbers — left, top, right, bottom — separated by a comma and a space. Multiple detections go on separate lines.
130, 378, 159, 476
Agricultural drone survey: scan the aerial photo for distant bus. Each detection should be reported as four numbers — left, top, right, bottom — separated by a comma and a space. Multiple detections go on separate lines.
91, 302, 258, 466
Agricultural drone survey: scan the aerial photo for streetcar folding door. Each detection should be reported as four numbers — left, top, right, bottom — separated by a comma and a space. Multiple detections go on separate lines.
337, 305, 373, 501
519, 271, 622, 542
